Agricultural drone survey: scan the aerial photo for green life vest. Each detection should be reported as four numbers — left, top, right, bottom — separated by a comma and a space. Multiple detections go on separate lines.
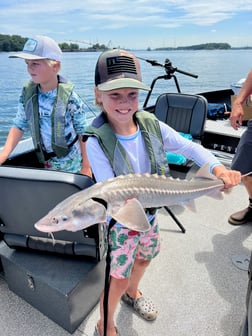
22, 79, 75, 163
84, 110, 170, 176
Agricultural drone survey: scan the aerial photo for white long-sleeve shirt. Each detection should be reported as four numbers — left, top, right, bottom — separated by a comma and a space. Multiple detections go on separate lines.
87, 120, 222, 183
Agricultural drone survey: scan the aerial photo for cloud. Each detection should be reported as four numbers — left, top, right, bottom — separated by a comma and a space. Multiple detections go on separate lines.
1, 1, 252, 48
2, 1, 252, 30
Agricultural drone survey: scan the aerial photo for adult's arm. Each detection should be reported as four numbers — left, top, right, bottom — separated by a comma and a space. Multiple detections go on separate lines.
230, 69, 252, 130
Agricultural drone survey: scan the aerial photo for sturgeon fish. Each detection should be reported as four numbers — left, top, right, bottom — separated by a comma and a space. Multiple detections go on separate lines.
34, 164, 226, 234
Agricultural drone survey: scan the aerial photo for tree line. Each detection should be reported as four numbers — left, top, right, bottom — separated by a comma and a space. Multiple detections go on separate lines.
0, 34, 108, 52
155, 43, 232, 51
3, 34, 248, 52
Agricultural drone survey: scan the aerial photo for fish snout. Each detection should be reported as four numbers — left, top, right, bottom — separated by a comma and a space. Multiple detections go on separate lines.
34, 213, 69, 233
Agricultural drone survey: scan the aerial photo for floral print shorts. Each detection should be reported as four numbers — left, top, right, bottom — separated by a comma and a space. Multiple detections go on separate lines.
105, 217, 160, 279
44, 154, 82, 173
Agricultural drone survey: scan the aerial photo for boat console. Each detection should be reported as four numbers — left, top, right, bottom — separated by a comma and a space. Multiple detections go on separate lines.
202, 119, 246, 167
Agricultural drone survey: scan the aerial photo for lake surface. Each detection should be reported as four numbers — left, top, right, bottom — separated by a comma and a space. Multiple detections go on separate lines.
0, 49, 252, 147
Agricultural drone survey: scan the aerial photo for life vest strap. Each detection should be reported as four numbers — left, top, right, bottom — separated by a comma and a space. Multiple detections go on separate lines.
43, 135, 79, 160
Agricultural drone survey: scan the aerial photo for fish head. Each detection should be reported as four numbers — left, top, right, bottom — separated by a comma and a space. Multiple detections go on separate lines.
34, 198, 107, 233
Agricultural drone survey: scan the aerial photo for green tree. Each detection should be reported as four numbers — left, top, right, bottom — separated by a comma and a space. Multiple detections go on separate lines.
0, 34, 27, 51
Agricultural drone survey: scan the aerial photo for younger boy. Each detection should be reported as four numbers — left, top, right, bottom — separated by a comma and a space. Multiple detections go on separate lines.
0, 35, 91, 176
85, 49, 241, 336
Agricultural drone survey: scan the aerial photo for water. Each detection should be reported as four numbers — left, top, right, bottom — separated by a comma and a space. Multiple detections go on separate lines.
0, 49, 252, 147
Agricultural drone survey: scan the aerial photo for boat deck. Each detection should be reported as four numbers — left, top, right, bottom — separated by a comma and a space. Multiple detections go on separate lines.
0, 181, 251, 336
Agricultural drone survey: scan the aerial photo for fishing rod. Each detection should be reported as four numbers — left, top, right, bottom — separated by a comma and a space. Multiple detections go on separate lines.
83, 99, 98, 117
138, 57, 198, 108
138, 56, 198, 78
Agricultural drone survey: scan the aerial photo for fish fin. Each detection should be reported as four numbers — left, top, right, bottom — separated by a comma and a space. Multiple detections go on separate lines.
195, 163, 217, 180
206, 191, 224, 200
194, 164, 225, 200
184, 200, 197, 212
112, 198, 151, 232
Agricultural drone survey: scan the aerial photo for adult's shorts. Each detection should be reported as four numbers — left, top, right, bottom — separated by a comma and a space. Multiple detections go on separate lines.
232, 119, 252, 174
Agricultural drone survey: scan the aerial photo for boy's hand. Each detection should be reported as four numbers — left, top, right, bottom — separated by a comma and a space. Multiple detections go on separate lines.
212, 165, 241, 189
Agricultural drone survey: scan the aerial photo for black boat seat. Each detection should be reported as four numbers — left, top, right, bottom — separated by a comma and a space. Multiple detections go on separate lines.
0, 166, 105, 260
154, 92, 208, 141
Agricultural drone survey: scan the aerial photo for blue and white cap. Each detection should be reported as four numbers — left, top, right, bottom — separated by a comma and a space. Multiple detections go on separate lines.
9, 35, 62, 61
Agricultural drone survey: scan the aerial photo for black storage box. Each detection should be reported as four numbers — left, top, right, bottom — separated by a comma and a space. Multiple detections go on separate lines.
0, 242, 105, 333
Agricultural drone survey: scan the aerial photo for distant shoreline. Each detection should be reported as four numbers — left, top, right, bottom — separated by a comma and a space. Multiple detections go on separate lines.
1, 35, 252, 52
153, 47, 252, 51
62, 47, 252, 52
153, 43, 252, 51
62, 43, 252, 52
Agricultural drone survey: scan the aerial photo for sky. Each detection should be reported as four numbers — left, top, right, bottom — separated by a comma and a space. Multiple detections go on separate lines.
1, 0, 252, 50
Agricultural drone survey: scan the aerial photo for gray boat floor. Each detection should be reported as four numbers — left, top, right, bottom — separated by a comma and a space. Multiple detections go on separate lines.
0, 182, 251, 336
